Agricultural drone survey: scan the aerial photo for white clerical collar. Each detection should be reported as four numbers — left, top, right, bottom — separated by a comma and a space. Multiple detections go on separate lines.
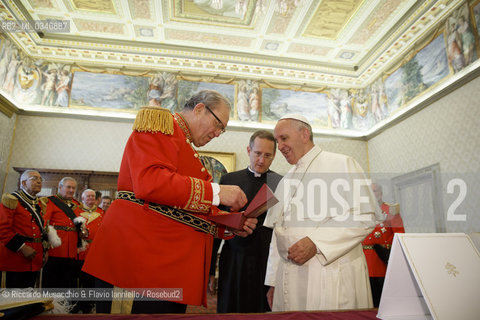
295, 145, 321, 169
247, 166, 262, 177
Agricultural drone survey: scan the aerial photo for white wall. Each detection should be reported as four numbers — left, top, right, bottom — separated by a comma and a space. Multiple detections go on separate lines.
199, 129, 368, 176
368, 76, 480, 233
4, 115, 133, 192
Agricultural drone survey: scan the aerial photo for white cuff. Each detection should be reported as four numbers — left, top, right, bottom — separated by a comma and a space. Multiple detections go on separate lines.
17, 243, 25, 252
211, 182, 220, 206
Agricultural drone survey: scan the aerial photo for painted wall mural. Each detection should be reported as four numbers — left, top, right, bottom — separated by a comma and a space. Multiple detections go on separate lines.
261, 88, 329, 127
446, 2, 478, 73
385, 33, 450, 112
0, 2, 479, 135
70, 71, 149, 110
236, 80, 260, 121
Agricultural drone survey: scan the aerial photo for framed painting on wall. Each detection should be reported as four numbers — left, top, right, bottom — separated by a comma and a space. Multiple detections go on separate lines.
198, 151, 235, 184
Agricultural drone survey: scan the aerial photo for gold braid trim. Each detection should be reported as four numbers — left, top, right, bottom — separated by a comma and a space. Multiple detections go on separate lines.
39, 197, 48, 215
117, 191, 217, 236
1, 193, 18, 210
133, 107, 174, 134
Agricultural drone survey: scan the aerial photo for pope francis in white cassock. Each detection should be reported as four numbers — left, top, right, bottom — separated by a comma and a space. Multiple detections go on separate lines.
264, 114, 384, 312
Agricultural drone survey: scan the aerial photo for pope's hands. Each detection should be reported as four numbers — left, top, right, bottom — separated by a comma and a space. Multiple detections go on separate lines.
287, 236, 317, 265
219, 185, 247, 212
232, 217, 257, 238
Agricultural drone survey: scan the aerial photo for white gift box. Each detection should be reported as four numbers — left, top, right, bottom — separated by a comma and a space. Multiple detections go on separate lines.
377, 233, 480, 320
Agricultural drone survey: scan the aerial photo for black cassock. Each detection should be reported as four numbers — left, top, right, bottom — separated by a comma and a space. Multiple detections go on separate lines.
212, 168, 282, 313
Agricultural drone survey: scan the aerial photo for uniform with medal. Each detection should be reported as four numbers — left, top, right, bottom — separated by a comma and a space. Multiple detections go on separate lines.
362, 201, 405, 307
42, 194, 83, 289
77, 204, 104, 261
0, 190, 48, 288
72, 202, 104, 314
83, 103, 239, 313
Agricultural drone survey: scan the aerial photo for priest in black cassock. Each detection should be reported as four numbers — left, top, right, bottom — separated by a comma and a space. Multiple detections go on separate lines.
212, 130, 283, 313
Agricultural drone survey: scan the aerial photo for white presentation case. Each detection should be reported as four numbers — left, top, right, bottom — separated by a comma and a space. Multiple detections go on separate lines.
377, 233, 480, 320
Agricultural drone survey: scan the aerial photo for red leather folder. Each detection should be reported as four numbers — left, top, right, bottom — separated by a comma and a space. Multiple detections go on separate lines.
209, 184, 278, 230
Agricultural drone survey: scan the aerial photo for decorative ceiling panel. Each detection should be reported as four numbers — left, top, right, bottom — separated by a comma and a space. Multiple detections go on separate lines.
303, 0, 364, 39
128, 0, 154, 20
70, 0, 117, 13
0, 0, 465, 87
172, 0, 256, 26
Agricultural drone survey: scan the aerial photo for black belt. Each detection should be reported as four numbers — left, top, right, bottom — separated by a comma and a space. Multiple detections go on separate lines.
22, 237, 43, 243
117, 191, 217, 236
53, 225, 77, 232
363, 244, 391, 250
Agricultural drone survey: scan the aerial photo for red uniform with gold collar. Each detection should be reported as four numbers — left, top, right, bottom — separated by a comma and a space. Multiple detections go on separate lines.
0, 191, 47, 272
77, 205, 104, 261
362, 202, 405, 277
83, 112, 228, 307
43, 196, 82, 259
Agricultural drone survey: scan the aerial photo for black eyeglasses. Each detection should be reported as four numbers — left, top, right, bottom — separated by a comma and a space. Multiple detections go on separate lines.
205, 105, 226, 134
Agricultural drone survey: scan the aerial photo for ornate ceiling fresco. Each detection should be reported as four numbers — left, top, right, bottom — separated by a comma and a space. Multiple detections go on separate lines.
0, 0, 462, 87
1, 0, 479, 139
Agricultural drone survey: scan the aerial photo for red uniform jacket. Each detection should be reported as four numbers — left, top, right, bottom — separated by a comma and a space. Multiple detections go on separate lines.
43, 196, 82, 259
362, 202, 405, 277
0, 191, 46, 272
77, 205, 104, 261
83, 113, 227, 307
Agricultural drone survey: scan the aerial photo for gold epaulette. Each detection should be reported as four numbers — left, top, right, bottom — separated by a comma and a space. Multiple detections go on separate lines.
39, 196, 49, 205
133, 106, 174, 135
1, 193, 18, 210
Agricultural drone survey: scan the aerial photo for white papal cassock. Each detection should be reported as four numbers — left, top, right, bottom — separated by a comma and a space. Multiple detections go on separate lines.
264, 145, 384, 311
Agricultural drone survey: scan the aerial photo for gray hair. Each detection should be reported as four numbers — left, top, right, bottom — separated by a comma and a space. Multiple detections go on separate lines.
288, 119, 313, 142
20, 170, 40, 183
58, 177, 77, 188
183, 90, 231, 113
82, 188, 95, 198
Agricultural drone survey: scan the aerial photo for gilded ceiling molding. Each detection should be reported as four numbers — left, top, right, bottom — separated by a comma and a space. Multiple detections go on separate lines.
73, 64, 109, 74
0, 95, 18, 118
117, 69, 152, 77
261, 80, 326, 93
177, 73, 236, 84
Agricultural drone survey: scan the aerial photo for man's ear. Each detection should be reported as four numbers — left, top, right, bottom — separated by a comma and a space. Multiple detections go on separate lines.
301, 127, 310, 142
247, 145, 251, 156
193, 102, 205, 115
